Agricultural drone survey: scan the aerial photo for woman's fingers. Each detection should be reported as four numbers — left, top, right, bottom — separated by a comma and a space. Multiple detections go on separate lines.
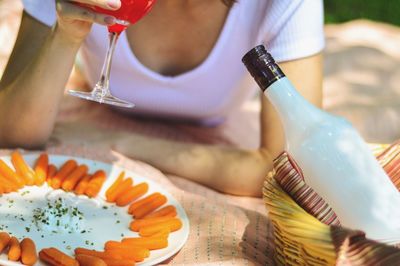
56, 1, 116, 26
71, 0, 121, 10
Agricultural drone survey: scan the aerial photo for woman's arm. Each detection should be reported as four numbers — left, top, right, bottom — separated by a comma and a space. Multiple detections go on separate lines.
115, 134, 273, 197
0, 12, 81, 148
114, 53, 323, 197
0, 1, 119, 149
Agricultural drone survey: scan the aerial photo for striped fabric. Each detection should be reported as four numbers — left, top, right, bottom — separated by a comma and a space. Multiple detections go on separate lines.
331, 228, 400, 266
377, 140, 400, 188
265, 141, 400, 265
273, 152, 341, 226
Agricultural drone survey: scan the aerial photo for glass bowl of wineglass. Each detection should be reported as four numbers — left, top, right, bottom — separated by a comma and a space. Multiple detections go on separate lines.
68, 0, 157, 108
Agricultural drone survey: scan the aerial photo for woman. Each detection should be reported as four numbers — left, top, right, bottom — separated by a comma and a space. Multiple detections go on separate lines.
0, 0, 324, 196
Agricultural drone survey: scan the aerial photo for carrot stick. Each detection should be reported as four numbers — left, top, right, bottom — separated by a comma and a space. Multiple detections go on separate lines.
76, 245, 148, 263
128, 193, 161, 214
105, 171, 125, 202
74, 174, 92, 195
76, 254, 107, 266
101, 258, 136, 266
144, 205, 177, 219
85, 170, 107, 198
129, 238, 168, 250
107, 178, 133, 203
0, 173, 19, 192
104, 247, 150, 262
0, 178, 5, 193
130, 216, 175, 232
39, 247, 79, 266
115, 182, 149, 207
132, 194, 167, 219
107, 237, 168, 250
11, 150, 36, 186
104, 241, 126, 250
139, 218, 183, 237
61, 164, 88, 191
75, 248, 121, 260
0, 232, 10, 252
46, 164, 57, 185
141, 228, 170, 238
51, 160, 78, 189
8, 236, 21, 261
0, 159, 24, 188
34, 153, 48, 186
20, 238, 37, 265
122, 232, 170, 243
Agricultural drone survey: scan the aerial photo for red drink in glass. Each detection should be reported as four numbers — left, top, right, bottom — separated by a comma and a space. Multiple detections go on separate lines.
81, 0, 156, 34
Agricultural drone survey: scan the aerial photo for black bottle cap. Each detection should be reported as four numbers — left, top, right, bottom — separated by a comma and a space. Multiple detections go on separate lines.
242, 45, 285, 91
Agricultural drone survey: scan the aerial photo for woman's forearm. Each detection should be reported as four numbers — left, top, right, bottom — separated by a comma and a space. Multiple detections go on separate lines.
0, 23, 82, 148
115, 135, 273, 197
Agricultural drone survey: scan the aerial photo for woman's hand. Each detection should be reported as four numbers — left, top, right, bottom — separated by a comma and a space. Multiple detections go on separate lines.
55, 0, 121, 42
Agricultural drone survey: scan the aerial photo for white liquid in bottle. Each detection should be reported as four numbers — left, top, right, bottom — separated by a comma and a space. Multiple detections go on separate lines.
243, 45, 400, 240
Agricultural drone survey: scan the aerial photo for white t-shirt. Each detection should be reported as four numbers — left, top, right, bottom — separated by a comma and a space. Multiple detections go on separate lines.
22, 0, 324, 125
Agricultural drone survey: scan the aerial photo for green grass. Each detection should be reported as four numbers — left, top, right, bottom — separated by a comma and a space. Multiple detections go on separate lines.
324, 0, 400, 26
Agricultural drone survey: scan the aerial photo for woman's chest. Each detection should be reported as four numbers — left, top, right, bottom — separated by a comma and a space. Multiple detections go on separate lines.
123, 1, 230, 77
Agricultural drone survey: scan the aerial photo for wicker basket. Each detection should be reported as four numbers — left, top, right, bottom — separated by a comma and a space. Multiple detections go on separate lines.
263, 142, 400, 265
263, 173, 336, 265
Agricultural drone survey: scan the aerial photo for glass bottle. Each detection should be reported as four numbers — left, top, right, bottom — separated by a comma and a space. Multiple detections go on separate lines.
242, 45, 400, 240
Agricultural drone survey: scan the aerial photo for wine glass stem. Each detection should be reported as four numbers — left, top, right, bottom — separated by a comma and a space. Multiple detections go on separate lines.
93, 32, 119, 99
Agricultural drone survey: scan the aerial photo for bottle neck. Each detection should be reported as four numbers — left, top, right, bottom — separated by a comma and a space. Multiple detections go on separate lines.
264, 77, 324, 142
242, 46, 285, 90
242, 45, 327, 144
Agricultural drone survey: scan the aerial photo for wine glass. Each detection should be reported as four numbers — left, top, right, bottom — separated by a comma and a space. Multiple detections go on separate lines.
68, 0, 157, 108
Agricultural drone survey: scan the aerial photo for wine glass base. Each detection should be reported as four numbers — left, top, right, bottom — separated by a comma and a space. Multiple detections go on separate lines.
68, 90, 135, 108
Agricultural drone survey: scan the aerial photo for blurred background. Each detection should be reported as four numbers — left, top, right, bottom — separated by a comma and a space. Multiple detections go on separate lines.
325, 0, 400, 26
323, 0, 400, 144
0, 0, 400, 147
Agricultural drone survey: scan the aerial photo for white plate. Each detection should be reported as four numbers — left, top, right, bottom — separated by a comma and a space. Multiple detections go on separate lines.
0, 154, 190, 266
